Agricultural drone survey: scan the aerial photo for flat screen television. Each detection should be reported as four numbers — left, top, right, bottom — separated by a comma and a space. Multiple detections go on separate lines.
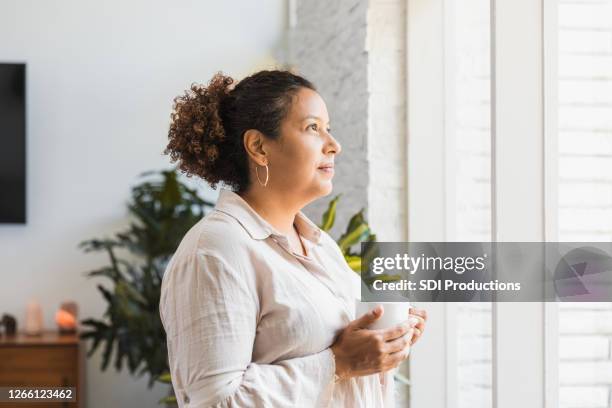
0, 63, 26, 224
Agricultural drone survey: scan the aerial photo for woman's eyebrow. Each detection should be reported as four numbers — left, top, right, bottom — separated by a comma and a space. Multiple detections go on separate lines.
301, 115, 330, 124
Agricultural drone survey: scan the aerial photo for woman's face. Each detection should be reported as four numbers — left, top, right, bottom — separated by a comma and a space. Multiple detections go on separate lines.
265, 87, 342, 202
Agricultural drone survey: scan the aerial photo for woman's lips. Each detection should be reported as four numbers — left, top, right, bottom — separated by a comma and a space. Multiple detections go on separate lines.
318, 166, 334, 175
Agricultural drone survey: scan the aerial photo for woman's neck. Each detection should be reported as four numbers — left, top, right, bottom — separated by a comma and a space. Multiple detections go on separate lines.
238, 188, 302, 236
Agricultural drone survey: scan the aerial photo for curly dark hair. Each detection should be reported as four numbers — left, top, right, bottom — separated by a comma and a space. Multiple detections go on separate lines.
163, 70, 316, 192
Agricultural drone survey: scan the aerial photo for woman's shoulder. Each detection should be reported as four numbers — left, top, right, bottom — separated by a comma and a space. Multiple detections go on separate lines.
159, 211, 261, 320
174, 209, 256, 259
161, 210, 261, 292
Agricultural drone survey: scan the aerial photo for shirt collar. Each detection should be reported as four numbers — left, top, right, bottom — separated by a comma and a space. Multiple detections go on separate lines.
213, 188, 322, 244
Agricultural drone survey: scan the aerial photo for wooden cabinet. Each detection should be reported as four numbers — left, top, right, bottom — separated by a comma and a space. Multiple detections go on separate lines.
0, 332, 84, 408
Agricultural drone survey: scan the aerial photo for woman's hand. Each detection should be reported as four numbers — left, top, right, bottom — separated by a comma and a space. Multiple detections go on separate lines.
408, 306, 427, 346
330, 306, 416, 380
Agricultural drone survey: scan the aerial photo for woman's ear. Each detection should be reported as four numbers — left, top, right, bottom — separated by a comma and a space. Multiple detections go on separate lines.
243, 129, 269, 165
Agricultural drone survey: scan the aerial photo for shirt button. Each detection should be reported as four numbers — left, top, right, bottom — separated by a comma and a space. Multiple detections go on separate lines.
184, 394, 190, 404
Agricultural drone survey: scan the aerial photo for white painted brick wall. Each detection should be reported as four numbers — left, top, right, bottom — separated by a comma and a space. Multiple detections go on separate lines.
289, 0, 370, 239
366, 0, 408, 242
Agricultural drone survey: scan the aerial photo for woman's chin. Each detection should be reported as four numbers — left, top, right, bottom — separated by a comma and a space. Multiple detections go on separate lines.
317, 181, 334, 196
304, 177, 334, 199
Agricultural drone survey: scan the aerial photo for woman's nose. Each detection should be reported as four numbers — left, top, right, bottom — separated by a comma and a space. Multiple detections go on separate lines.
326, 133, 341, 155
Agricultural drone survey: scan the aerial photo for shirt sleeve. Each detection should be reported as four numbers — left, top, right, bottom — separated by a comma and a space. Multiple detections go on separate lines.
160, 250, 337, 408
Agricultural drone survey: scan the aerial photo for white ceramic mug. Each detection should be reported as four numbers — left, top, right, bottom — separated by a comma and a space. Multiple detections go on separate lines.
355, 300, 412, 408
354, 300, 411, 330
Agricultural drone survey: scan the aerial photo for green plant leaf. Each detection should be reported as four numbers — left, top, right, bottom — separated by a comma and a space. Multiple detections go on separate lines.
344, 209, 365, 235
157, 372, 172, 384
158, 395, 177, 404
116, 280, 148, 306
86, 266, 121, 282
96, 284, 115, 305
320, 194, 341, 231
344, 255, 361, 272
160, 171, 182, 211
100, 329, 115, 371
337, 223, 370, 252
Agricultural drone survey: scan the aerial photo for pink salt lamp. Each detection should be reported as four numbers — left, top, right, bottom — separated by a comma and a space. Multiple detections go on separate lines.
55, 309, 77, 333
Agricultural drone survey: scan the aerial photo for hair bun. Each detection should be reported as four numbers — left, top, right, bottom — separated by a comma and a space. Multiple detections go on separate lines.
164, 72, 234, 185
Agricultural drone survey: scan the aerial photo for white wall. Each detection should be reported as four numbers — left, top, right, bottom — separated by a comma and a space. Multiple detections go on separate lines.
366, 0, 408, 242
0, 1, 287, 406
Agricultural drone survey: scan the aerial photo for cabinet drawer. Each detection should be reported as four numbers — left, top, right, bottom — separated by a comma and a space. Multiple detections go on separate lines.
0, 346, 78, 386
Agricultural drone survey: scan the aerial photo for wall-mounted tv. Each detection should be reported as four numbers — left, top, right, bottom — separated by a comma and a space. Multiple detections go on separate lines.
0, 63, 26, 224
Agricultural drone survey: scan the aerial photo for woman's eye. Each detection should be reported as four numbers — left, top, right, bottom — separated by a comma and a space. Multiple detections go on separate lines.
308, 123, 318, 131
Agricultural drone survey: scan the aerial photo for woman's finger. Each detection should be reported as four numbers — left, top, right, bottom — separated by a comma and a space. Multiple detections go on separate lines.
410, 328, 422, 345
387, 334, 413, 366
407, 307, 426, 346
408, 315, 426, 335
409, 307, 428, 322
379, 321, 412, 341
384, 329, 414, 353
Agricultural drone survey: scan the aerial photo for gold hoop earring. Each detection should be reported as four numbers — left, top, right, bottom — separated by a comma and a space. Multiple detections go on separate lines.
256, 164, 269, 187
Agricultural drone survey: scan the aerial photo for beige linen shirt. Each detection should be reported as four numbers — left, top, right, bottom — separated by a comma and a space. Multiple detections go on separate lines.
160, 188, 390, 407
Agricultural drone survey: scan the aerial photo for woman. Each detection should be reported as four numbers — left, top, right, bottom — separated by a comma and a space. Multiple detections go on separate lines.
159, 70, 427, 407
